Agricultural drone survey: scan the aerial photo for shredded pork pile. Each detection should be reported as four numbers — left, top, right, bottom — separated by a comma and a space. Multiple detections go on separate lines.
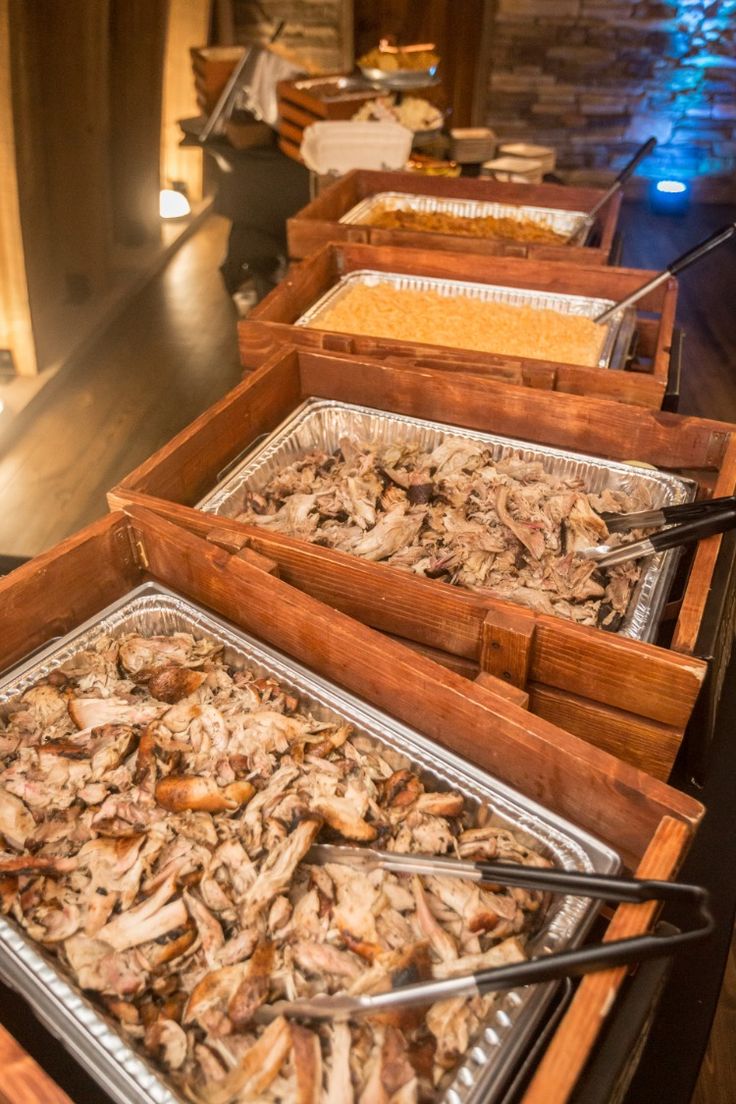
0, 632, 553, 1102
237, 436, 651, 630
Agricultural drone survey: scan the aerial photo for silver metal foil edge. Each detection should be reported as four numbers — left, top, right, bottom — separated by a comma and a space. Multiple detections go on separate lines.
196, 398, 696, 643
292, 268, 637, 371
0, 582, 620, 1104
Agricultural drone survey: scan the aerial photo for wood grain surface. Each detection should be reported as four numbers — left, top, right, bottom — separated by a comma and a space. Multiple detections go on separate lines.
0, 216, 241, 557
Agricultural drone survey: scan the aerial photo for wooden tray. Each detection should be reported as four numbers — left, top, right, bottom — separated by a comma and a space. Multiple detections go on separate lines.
0, 505, 704, 1104
277, 77, 444, 164
287, 169, 622, 265
238, 242, 677, 408
109, 346, 736, 780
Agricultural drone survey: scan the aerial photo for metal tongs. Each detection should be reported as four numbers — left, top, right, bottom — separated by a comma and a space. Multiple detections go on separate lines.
566, 137, 657, 245
580, 495, 736, 568
595, 220, 736, 323
255, 844, 712, 1023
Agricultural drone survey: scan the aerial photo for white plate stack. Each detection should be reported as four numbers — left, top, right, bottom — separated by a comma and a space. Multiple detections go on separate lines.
480, 156, 546, 184
449, 127, 496, 163
498, 142, 556, 175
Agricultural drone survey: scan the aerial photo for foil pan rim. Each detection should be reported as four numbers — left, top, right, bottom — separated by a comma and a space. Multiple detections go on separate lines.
292, 268, 636, 371
339, 190, 589, 239
196, 398, 696, 643
0, 582, 619, 1104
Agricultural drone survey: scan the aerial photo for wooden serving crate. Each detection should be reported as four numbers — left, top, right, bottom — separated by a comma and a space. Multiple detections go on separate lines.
110, 346, 736, 781
286, 169, 622, 265
277, 73, 377, 162
277, 77, 444, 164
0, 505, 704, 1104
239, 242, 677, 408
190, 45, 245, 116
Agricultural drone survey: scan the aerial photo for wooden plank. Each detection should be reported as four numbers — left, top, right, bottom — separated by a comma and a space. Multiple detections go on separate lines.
161, 0, 210, 205
0, 514, 139, 675
0, 1023, 73, 1104
523, 817, 691, 1104
112, 486, 706, 731
672, 434, 736, 654
9, 0, 113, 367
0, 0, 37, 376
204, 527, 281, 576
109, 0, 168, 247
475, 670, 530, 710
651, 277, 679, 385
480, 607, 535, 688
110, 492, 707, 735
296, 352, 732, 469
529, 684, 683, 781
126, 505, 704, 861
383, 634, 481, 680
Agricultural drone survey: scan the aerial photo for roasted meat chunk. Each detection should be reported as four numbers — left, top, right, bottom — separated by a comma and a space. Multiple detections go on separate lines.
0, 631, 555, 1101
237, 437, 653, 630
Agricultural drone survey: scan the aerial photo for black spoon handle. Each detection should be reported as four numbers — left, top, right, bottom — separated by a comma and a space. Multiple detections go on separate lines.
668, 222, 736, 276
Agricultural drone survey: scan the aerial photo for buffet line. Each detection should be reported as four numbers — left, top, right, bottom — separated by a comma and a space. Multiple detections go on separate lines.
1, 162, 734, 1104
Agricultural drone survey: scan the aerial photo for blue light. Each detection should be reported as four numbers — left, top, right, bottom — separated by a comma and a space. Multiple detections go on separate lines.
649, 177, 691, 216
655, 179, 688, 194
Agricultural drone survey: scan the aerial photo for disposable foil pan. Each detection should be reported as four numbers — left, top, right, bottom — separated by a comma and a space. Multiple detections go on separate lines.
290, 75, 376, 100
197, 399, 696, 642
340, 190, 591, 245
294, 269, 637, 371
0, 583, 619, 1104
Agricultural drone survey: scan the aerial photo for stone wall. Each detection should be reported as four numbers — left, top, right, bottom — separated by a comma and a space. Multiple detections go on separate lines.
485, 0, 736, 182
233, 0, 350, 74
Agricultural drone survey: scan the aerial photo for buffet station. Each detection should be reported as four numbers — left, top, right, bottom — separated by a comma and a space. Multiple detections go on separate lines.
1, 31, 736, 1104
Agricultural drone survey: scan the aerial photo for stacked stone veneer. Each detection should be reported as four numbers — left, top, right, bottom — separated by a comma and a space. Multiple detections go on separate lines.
234, 0, 348, 74
485, 0, 736, 181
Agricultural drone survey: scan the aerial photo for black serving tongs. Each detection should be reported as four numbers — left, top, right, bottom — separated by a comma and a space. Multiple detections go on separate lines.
566, 137, 657, 245
580, 499, 736, 568
595, 220, 736, 323
254, 844, 712, 1023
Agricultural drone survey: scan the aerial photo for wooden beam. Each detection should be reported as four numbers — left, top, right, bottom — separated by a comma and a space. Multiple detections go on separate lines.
109, 0, 167, 246
160, 0, 211, 205
0, 0, 36, 376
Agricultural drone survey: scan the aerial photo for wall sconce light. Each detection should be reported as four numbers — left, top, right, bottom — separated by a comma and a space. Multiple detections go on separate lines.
159, 182, 191, 220
649, 179, 691, 216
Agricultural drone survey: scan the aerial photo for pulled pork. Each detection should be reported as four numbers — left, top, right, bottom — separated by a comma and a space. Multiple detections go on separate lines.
237, 437, 652, 631
0, 630, 554, 1101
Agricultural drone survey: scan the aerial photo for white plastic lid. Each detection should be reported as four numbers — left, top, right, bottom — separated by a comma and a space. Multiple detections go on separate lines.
300, 121, 414, 175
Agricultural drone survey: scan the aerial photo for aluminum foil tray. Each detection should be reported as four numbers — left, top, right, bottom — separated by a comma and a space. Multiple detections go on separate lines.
294, 269, 637, 371
290, 75, 376, 101
0, 582, 619, 1104
197, 399, 696, 642
340, 190, 591, 245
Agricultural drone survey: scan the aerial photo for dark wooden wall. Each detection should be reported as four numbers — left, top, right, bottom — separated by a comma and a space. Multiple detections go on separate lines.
353, 0, 490, 127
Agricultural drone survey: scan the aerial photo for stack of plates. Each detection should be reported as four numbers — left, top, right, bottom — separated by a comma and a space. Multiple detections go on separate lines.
498, 141, 556, 175
480, 156, 545, 184
449, 127, 496, 163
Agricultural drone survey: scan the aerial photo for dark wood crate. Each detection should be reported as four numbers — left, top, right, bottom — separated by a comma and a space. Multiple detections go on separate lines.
0, 505, 704, 1104
239, 242, 677, 408
287, 169, 622, 265
110, 346, 736, 780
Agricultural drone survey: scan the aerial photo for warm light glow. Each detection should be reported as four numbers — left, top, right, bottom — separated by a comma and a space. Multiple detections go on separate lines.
159, 189, 191, 219
0, 400, 4, 414
655, 179, 688, 194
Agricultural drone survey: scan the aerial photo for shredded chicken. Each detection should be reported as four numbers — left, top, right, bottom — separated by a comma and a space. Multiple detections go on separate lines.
0, 630, 555, 1101
236, 436, 653, 630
